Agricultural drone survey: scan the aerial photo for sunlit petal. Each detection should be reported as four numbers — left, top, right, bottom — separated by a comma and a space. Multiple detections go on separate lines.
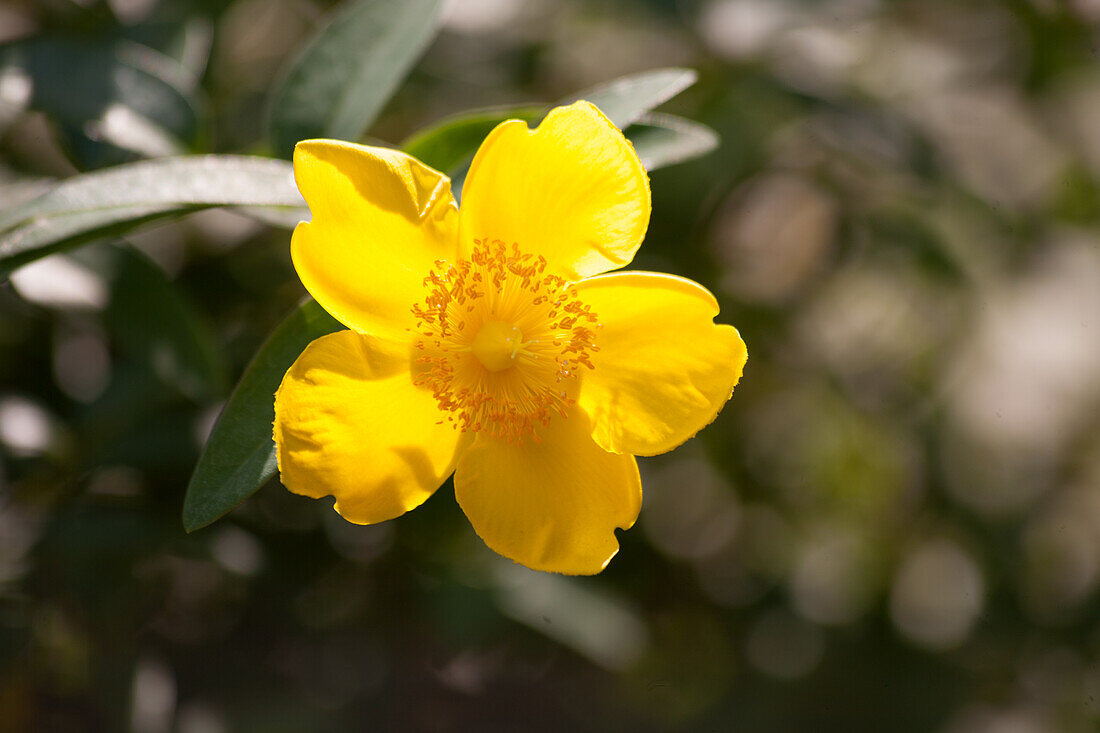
459, 101, 650, 281
292, 140, 459, 340
572, 271, 747, 456
274, 329, 466, 524
454, 410, 642, 574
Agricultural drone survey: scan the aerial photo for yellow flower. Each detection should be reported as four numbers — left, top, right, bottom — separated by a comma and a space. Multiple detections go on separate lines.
273, 101, 747, 574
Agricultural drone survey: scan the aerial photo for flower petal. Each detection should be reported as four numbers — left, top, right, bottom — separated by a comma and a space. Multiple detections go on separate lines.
458, 101, 650, 281
274, 329, 466, 524
292, 140, 459, 340
454, 410, 641, 574
571, 271, 747, 456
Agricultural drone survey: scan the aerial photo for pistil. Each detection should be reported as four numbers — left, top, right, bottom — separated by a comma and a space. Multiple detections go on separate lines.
411, 239, 599, 442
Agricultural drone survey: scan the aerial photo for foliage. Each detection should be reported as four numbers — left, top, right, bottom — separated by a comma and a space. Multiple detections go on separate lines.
3, 0, 1100, 731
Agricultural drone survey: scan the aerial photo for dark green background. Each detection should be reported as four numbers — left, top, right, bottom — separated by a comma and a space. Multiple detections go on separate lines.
3, 0, 1100, 730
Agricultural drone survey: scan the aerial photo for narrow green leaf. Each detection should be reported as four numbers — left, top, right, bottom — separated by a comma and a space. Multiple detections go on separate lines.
398, 68, 699, 182
105, 244, 228, 402
120, 18, 214, 89
627, 112, 719, 170
267, 0, 444, 159
564, 68, 697, 130
401, 106, 544, 175
0, 37, 200, 169
0, 156, 306, 277
234, 205, 311, 230
183, 300, 342, 532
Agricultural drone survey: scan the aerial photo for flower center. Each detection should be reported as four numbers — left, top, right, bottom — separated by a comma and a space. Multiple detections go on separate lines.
470, 320, 523, 372
411, 239, 599, 443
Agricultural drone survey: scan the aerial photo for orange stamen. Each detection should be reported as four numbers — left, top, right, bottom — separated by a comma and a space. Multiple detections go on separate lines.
411, 239, 599, 443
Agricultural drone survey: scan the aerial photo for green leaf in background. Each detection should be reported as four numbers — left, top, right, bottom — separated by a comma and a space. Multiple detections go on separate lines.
0, 155, 306, 277
104, 244, 228, 402
267, 0, 444, 160
627, 112, 720, 171
401, 105, 544, 175
0, 37, 200, 169
119, 18, 214, 90
865, 208, 967, 283
399, 68, 703, 183
566, 67, 698, 130
182, 300, 342, 532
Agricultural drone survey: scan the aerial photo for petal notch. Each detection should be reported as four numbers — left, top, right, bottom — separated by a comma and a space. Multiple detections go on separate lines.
274, 329, 465, 524
454, 410, 642, 575
572, 271, 747, 456
459, 102, 650, 282
292, 140, 459, 340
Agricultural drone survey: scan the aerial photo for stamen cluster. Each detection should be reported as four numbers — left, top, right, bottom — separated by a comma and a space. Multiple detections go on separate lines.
412, 239, 599, 442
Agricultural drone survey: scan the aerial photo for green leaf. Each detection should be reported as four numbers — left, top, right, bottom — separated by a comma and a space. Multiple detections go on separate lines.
401, 105, 544, 175
267, 0, 444, 159
627, 112, 719, 170
0, 37, 200, 169
104, 244, 227, 402
399, 68, 700, 182
120, 18, 214, 89
0, 155, 306, 277
565, 67, 697, 130
183, 300, 342, 532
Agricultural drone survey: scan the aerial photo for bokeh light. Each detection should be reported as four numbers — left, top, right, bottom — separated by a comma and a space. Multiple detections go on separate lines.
4, 0, 1100, 729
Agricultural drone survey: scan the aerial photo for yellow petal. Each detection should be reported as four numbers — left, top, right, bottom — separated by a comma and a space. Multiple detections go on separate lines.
274, 329, 466, 524
458, 101, 650, 281
571, 271, 747, 456
454, 410, 641, 575
292, 140, 459, 340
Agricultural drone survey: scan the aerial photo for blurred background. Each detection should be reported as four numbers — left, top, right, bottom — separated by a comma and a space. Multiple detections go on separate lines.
3, 0, 1100, 730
